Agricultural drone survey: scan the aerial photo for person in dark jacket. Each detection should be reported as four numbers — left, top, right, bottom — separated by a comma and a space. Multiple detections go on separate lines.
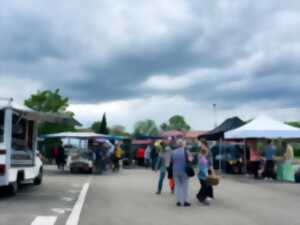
57, 141, 66, 170
150, 145, 158, 170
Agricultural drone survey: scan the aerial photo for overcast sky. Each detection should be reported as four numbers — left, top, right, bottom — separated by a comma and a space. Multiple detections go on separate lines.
1, 0, 300, 131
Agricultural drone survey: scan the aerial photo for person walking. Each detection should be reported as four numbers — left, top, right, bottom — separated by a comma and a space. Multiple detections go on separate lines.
136, 147, 145, 167
107, 141, 115, 171
144, 145, 151, 168
53, 144, 60, 169
113, 142, 123, 172
57, 141, 66, 171
92, 142, 103, 174
197, 141, 213, 206
165, 144, 175, 193
155, 143, 167, 194
150, 145, 158, 171
262, 140, 276, 179
277, 142, 295, 181
99, 142, 108, 174
248, 140, 261, 179
171, 139, 191, 207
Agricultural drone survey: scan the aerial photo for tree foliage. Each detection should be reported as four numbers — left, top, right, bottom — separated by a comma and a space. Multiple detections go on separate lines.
160, 122, 170, 131
160, 115, 191, 131
134, 119, 159, 137
99, 113, 109, 134
25, 89, 69, 113
24, 89, 76, 159
287, 121, 300, 128
91, 113, 109, 134
91, 121, 102, 133
24, 89, 75, 135
110, 125, 128, 136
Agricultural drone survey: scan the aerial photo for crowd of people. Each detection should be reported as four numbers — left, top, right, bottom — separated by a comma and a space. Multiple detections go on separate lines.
247, 139, 295, 181
52, 139, 124, 174
146, 138, 297, 206
51, 136, 298, 208
148, 138, 216, 207
89, 140, 124, 174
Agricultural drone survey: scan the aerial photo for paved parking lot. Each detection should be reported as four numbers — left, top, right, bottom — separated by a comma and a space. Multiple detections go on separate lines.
0, 166, 300, 225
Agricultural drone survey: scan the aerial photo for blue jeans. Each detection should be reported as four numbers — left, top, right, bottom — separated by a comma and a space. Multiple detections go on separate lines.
157, 171, 166, 193
174, 173, 189, 204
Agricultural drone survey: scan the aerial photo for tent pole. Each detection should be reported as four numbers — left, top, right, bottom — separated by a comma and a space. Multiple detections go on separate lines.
243, 139, 247, 175
219, 138, 222, 174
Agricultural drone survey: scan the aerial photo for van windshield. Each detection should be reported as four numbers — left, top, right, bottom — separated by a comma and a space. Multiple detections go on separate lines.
0, 110, 4, 143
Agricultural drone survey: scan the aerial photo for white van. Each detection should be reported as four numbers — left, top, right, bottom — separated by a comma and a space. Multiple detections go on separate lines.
0, 98, 77, 194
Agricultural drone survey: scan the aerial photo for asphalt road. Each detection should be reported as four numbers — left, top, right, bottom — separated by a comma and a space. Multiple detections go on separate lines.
1, 166, 300, 225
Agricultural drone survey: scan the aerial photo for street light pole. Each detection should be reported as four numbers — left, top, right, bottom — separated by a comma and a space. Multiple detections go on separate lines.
213, 103, 217, 128
213, 103, 222, 173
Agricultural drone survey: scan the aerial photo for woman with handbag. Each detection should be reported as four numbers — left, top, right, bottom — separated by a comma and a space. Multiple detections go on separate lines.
197, 141, 213, 206
171, 139, 192, 207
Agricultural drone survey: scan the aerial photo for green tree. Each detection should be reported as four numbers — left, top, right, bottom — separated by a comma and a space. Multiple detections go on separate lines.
25, 89, 69, 113
24, 89, 76, 159
160, 122, 170, 131
91, 121, 102, 133
99, 113, 109, 134
24, 89, 76, 134
160, 115, 191, 131
134, 119, 159, 136
287, 121, 300, 128
110, 125, 128, 136
92, 113, 109, 134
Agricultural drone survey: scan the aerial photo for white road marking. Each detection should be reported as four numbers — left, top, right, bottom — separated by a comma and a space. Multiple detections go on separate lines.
66, 182, 90, 225
62, 197, 74, 202
51, 208, 72, 214
68, 190, 78, 194
71, 184, 81, 188
31, 216, 57, 225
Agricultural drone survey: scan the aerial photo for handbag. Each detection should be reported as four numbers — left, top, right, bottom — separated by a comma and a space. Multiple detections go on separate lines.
185, 150, 195, 177
207, 175, 220, 186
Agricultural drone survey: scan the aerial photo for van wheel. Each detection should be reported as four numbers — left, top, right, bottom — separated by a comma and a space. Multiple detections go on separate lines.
70, 167, 76, 173
34, 168, 43, 185
7, 181, 18, 195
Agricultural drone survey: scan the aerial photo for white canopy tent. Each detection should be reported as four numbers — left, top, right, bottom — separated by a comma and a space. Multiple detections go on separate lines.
44, 132, 107, 139
225, 115, 300, 139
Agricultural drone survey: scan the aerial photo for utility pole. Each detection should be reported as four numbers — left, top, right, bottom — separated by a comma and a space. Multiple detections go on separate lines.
0, 97, 13, 106
213, 103, 217, 128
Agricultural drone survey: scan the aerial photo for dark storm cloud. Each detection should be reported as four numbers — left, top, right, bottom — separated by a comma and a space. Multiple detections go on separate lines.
0, 7, 66, 63
1, 0, 300, 110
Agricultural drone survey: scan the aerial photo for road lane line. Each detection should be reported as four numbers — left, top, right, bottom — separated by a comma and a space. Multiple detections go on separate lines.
51, 208, 72, 214
62, 197, 74, 202
66, 182, 90, 225
31, 216, 57, 225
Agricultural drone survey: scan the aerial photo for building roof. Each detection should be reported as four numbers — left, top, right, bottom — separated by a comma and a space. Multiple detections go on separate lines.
184, 131, 208, 138
160, 130, 184, 138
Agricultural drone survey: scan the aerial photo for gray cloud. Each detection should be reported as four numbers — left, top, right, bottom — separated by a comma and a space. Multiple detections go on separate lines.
1, 0, 300, 115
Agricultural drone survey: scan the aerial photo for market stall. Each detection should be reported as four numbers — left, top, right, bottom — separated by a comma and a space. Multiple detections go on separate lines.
198, 117, 246, 172
225, 115, 300, 182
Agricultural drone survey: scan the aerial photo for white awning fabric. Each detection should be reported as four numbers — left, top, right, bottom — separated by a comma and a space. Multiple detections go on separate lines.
1, 104, 81, 126
225, 115, 300, 139
44, 132, 107, 139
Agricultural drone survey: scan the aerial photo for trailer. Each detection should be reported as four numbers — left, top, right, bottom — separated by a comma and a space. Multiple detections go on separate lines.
0, 98, 78, 194
43, 132, 109, 173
